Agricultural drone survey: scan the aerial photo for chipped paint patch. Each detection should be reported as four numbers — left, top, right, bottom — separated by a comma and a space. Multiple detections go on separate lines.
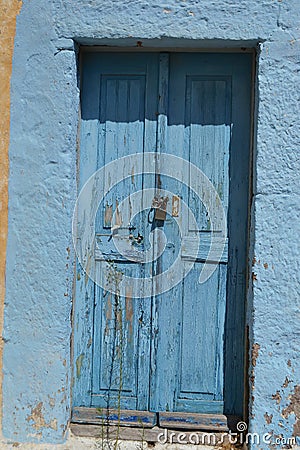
272, 390, 282, 405
283, 376, 292, 388
172, 195, 180, 217
249, 343, 260, 406
76, 354, 84, 379
282, 385, 300, 437
104, 293, 112, 336
264, 412, 273, 424
26, 402, 57, 431
125, 285, 133, 341
114, 200, 123, 228
251, 343, 260, 367
104, 202, 113, 227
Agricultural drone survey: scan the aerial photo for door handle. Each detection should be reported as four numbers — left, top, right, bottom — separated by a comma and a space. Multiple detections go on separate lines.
128, 224, 143, 245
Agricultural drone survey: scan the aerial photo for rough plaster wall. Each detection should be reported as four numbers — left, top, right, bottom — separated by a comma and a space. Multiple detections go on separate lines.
0, 0, 22, 430
2, 0, 300, 448
250, 6, 300, 445
2, 0, 78, 444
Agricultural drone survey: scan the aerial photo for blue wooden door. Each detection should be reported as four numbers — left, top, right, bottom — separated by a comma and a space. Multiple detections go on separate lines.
73, 53, 159, 421
73, 51, 252, 425
149, 53, 252, 424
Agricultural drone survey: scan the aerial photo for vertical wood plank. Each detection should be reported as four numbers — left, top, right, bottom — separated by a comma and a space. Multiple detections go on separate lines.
73, 53, 100, 405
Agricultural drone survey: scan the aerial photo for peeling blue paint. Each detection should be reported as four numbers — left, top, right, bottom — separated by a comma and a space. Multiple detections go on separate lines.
2, 0, 300, 447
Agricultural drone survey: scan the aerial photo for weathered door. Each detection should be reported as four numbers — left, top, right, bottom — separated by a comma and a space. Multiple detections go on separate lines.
73, 51, 252, 426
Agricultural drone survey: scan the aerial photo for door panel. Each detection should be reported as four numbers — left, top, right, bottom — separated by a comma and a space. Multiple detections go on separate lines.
75, 53, 159, 412
179, 265, 224, 396
186, 76, 231, 231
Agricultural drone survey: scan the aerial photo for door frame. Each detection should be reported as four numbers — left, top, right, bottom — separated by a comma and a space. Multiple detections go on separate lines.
71, 45, 256, 435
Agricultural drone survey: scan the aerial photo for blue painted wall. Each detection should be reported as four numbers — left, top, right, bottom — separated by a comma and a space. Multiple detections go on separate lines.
3, 0, 300, 447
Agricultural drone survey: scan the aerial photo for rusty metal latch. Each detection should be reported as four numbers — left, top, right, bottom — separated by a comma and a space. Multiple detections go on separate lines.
148, 196, 169, 223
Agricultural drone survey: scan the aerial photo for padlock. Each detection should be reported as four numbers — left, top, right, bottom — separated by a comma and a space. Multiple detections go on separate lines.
152, 196, 169, 221
154, 207, 167, 221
